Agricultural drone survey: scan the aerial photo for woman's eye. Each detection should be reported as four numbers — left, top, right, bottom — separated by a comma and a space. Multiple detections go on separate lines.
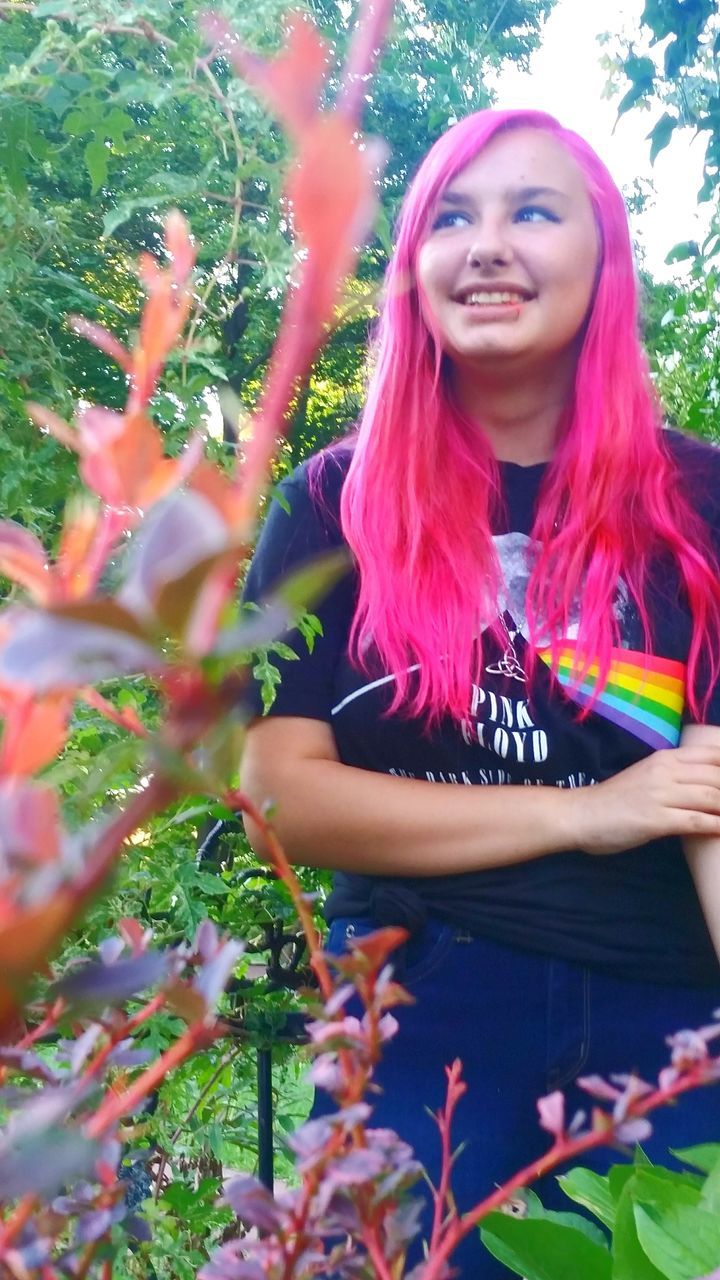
514, 205, 560, 224
431, 209, 472, 231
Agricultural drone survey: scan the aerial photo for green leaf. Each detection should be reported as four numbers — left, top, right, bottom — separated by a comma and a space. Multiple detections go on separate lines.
630, 1167, 703, 1199
297, 611, 323, 653
665, 241, 700, 265
523, 1190, 608, 1250
558, 1167, 616, 1230
663, 38, 687, 81
648, 113, 677, 165
613, 1180, 666, 1280
84, 139, 108, 194
272, 549, 350, 613
35, 267, 125, 313
144, 170, 203, 197
634, 1147, 654, 1168
634, 1202, 720, 1280
103, 196, 168, 238
269, 641, 299, 662
252, 655, 282, 713
103, 108, 134, 147
700, 1155, 720, 1214
624, 55, 656, 83
609, 1164, 638, 1204
63, 108, 95, 138
269, 484, 291, 515
44, 85, 73, 118
481, 1213, 611, 1280
618, 80, 653, 115
671, 1144, 720, 1174
191, 871, 230, 897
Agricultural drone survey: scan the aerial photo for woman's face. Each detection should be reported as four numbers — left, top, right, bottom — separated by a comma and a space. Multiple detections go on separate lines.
415, 128, 600, 381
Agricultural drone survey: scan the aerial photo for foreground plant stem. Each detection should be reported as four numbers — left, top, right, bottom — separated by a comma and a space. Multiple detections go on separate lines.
0, 1192, 37, 1251
223, 789, 334, 1001
85, 1022, 221, 1140
422, 1059, 720, 1278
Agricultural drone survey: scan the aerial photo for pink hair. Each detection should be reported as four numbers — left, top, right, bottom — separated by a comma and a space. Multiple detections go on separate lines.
321, 109, 720, 723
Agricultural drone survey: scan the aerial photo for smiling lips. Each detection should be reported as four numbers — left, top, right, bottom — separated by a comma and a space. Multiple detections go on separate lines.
455, 285, 535, 307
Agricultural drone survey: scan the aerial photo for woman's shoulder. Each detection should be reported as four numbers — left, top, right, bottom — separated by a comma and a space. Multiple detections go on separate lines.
244, 441, 355, 600
663, 427, 720, 523
663, 426, 720, 474
279, 440, 355, 507
268, 439, 355, 549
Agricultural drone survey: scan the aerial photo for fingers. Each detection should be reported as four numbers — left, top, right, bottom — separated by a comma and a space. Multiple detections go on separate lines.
671, 767, 720, 792
667, 809, 720, 838
669, 784, 720, 816
672, 745, 720, 767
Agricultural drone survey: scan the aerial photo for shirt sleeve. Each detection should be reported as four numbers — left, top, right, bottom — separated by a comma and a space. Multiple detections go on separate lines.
241, 463, 353, 723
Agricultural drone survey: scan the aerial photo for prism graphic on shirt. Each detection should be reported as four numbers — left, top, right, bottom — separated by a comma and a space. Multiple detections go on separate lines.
481, 531, 685, 752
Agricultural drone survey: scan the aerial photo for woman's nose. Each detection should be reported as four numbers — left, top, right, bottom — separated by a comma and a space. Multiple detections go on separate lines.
466, 222, 513, 269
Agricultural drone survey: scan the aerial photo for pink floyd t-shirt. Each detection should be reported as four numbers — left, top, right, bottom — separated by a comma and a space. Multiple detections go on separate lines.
242, 430, 720, 985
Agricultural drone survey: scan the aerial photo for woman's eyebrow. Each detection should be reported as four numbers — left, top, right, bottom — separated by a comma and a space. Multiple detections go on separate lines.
510, 185, 567, 202
438, 184, 568, 205
437, 189, 472, 206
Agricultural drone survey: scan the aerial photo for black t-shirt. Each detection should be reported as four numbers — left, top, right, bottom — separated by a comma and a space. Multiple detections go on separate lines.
243, 430, 720, 986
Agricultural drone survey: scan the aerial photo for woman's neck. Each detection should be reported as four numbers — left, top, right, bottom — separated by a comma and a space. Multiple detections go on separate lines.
451, 360, 575, 466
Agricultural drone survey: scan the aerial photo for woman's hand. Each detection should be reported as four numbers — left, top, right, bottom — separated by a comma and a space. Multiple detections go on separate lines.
569, 745, 720, 855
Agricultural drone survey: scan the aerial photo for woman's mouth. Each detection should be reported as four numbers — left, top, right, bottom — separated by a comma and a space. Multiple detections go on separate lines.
461, 290, 531, 306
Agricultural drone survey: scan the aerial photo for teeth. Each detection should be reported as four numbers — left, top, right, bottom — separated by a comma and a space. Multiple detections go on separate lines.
463, 291, 526, 304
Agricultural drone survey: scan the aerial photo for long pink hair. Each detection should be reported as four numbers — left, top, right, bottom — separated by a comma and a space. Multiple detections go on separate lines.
325, 109, 720, 723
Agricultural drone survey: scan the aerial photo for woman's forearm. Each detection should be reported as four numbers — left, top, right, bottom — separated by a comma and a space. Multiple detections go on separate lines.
243, 716, 720, 877
683, 835, 720, 963
680, 724, 720, 962
242, 756, 580, 875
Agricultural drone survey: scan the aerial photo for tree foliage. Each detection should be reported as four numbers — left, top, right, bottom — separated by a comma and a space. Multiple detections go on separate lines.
0, 0, 553, 540
607, 1, 720, 441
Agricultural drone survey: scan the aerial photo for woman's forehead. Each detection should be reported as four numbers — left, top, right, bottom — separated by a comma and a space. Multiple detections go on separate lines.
439, 128, 590, 203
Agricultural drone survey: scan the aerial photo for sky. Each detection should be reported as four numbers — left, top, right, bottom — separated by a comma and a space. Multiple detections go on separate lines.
489, 0, 709, 280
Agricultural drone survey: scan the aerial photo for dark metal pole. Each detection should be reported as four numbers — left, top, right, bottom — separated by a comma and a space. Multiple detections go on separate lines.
257, 1046, 274, 1192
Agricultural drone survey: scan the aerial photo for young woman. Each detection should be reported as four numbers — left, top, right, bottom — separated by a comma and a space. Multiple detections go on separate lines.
241, 109, 720, 1276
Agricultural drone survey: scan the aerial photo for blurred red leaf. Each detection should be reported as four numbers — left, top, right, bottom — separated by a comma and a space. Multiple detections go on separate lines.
0, 893, 76, 1034
26, 402, 77, 450
78, 687, 147, 738
189, 462, 244, 529
119, 917, 147, 952
57, 501, 101, 600
49, 598, 152, 640
0, 523, 51, 604
164, 978, 207, 1024
0, 779, 60, 866
67, 316, 131, 373
164, 209, 196, 286
78, 408, 164, 508
289, 114, 377, 317
0, 605, 162, 694
0, 691, 72, 776
329, 927, 408, 978
202, 11, 328, 139
119, 489, 230, 625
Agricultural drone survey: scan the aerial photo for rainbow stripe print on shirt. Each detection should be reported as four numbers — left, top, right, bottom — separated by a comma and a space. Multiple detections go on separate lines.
538, 642, 686, 751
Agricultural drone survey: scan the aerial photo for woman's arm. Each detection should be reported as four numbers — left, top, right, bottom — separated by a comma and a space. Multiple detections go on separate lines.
241, 716, 720, 876
680, 722, 720, 962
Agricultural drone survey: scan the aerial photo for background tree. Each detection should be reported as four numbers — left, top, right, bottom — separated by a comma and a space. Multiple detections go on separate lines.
0, 0, 554, 537
606, 0, 720, 441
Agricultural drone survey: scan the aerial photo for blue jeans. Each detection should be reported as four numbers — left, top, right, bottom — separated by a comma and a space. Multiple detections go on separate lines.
313, 916, 720, 1279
